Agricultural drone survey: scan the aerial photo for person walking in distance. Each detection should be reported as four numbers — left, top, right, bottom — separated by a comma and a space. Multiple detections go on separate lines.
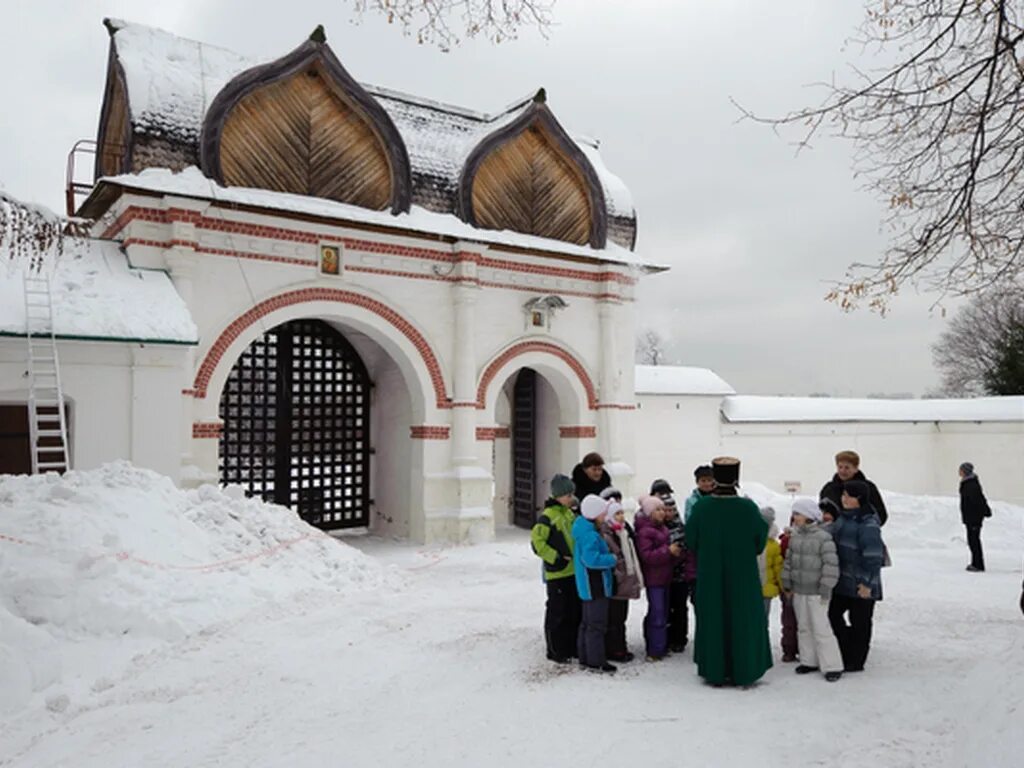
958, 462, 991, 572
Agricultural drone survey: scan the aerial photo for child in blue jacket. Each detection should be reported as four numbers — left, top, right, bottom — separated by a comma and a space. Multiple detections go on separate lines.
828, 480, 884, 673
573, 494, 619, 674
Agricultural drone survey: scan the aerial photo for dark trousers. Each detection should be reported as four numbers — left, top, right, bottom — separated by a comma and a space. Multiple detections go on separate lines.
965, 524, 985, 570
667, 580, 690, 649
828, 594, 876, 671
780, 593, 798, 658
578, 597, 610, 667
644, 586, 670, 657
544, 578, 581, 659
606, 598, 630, 658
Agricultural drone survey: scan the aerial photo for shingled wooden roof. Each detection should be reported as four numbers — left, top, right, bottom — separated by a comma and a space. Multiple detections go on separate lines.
93, 19, 637, 251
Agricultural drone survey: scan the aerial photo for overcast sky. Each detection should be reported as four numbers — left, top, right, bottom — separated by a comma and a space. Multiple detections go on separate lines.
1, 0, 961, 396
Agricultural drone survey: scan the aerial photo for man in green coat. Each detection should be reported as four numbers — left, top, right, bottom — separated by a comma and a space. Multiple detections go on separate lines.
685, 457, 772, 686
531, 474, 580, 663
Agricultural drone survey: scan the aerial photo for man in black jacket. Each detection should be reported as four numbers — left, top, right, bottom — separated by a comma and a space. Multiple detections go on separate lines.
958, 462, 991, 572
820, 450, 888, 526
571, 452, 612, 500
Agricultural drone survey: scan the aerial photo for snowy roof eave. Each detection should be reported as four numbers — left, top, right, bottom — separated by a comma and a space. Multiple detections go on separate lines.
634, 365, 736, 396
86, 168, 669, 274
0, 238, 198, 344
721, 395, 1024, 423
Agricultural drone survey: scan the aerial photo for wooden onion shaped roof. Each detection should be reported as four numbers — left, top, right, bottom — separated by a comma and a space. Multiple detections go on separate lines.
199, 27, 412, 214
458, 91, 607, 249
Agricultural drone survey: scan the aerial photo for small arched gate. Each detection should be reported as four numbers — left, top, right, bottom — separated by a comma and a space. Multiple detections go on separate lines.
218, 319, 371, 530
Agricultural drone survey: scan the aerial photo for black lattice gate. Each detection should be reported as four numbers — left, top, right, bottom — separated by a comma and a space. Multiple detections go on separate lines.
512, 368, 537, 529
219, 319, 371, 530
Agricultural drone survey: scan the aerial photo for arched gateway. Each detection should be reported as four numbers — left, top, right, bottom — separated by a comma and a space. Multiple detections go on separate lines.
44, 19, 661, 543
218, 319, 371, 530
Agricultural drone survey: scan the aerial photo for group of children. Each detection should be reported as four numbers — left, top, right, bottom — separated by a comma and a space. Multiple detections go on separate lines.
532, 450, 887, 682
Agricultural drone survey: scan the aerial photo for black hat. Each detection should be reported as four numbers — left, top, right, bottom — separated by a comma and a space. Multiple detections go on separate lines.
694, 465, 714, 480
818, 497, 841, 516
842, 480, 870, 504
711, 457, 741, 487
650, 478, 674, 495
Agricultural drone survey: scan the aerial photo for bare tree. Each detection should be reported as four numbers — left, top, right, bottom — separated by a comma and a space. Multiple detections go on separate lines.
635, 328, 665, 366
738, 1, 1024, 312
932, 282, 1024, 395
347, 0, 554, 50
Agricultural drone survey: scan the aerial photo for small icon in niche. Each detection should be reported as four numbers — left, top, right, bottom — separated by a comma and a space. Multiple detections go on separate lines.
320, 245, 341, 275
531, 310, 545, 327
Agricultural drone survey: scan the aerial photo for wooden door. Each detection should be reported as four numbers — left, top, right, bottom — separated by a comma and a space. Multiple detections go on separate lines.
512, 368, 537, 528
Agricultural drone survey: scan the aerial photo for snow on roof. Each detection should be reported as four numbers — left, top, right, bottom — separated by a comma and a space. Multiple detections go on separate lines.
95, 167, 664, 271
0, 239, 197, 343
634, 365, 736, 395
104, 19, 636, 240
721, 395, 1024, 423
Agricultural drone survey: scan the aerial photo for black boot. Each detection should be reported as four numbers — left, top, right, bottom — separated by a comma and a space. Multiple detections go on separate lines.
795, 665, 820, 675
824, 671, 842, 682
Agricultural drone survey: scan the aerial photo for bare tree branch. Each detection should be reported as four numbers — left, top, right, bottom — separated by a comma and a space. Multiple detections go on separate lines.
737, 1, 1024, 311
0, 191, 70, 272
347, 0, 554, 51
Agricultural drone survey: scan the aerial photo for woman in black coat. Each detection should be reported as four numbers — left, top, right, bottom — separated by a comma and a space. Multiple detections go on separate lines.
958, 462, 991, 572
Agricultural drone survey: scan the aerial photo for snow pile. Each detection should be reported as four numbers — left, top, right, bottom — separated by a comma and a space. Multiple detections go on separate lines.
742, 480, 1024, 552
0, 239, 198, 342
0, 462, 393, 714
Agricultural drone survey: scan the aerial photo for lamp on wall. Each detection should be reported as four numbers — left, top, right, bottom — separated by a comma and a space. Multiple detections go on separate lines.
522, 295, 568, 330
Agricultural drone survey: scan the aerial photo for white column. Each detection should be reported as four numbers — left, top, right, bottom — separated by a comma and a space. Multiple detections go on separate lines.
597, 298, 621, 461
597, 285, 636, 497
450, 272, 479, 465
165, 247, 200, 470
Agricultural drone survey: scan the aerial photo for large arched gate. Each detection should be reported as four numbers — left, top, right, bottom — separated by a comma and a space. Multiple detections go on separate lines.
218, 319, 371, 530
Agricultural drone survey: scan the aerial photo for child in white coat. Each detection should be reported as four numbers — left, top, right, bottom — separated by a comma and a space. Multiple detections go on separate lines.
782, 497, 843, 682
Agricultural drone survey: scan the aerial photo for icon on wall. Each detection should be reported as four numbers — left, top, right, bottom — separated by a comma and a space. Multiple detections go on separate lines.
319, 244, 342, 276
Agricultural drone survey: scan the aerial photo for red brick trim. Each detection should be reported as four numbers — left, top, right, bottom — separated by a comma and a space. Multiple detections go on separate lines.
596, 403, 638, 411
476, 341, 598, 410
410, 425, 451, 439
188, 288, 450, 408
192, 421, 223, 439
475, 426, 512, 440
558, 425, 597, 439
103, 205, 638, 286
120, 236, 629, 300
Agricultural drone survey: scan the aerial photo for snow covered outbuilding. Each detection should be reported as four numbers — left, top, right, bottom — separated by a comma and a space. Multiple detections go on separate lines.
633, 365, 1024, 505
0, 20, 662, 543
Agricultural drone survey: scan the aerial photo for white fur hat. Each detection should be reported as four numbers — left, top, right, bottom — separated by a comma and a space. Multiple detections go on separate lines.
580, 494, 608, 521
791, 497, 822, 523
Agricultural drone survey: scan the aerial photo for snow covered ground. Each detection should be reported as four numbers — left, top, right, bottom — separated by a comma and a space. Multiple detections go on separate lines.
1, 467, 1022, 767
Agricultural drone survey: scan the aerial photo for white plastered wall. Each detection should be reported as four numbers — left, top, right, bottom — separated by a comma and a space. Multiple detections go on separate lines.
634, 392, 1024, 506
0, 338, 188, 480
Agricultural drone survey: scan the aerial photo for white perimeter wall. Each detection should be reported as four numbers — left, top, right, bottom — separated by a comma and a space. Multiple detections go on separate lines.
0, 339, 188, 481
635, 394, 1024, 506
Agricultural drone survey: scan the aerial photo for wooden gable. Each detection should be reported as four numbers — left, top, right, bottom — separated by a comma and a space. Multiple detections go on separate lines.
94, 43, 132, 179
459, 95, 607, 249
200, 29, 411, 214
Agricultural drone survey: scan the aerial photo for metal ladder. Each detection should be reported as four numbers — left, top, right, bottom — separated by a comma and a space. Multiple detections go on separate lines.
23, 272, 70, 474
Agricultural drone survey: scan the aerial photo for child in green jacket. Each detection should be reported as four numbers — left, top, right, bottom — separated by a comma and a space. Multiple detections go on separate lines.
531, 474, 580, 663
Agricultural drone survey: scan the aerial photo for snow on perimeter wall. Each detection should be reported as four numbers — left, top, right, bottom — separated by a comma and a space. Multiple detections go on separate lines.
633, 366, 1024, 506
